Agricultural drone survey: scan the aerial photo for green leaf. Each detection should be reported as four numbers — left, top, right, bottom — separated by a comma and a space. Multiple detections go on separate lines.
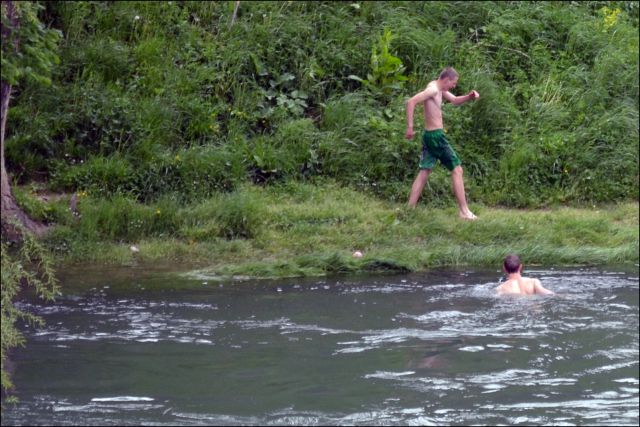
250, 52, 269, 76
277, 73, 295, 85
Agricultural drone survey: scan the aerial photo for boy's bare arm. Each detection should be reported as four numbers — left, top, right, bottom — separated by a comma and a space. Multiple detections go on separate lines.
443, 90, 480, 105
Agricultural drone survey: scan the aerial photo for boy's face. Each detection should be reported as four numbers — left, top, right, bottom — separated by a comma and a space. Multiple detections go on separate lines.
445, 77, 458, 91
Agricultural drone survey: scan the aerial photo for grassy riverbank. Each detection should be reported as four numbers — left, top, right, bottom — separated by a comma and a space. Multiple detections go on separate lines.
35, 182, 638, 279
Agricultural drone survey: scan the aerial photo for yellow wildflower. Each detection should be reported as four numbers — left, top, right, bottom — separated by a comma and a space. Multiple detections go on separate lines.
601, 6, 621, 30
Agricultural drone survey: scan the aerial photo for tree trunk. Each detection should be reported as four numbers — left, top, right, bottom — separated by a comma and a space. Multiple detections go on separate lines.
1, 0, 47, 239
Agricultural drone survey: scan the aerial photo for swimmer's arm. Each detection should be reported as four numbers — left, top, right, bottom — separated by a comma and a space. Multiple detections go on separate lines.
533, 279, 554, 295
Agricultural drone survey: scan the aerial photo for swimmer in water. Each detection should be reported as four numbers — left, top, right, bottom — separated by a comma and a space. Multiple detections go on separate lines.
496, 254, 554, 296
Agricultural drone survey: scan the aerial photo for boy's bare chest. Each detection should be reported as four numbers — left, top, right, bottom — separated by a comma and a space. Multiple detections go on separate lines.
424, 93, 443, 111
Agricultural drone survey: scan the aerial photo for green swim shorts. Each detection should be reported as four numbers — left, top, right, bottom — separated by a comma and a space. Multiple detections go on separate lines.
419, 129, 461, 171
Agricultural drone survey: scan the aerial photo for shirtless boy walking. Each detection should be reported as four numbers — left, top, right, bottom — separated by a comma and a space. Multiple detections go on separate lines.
496, 254, 554, 296
405, 67, 479, 219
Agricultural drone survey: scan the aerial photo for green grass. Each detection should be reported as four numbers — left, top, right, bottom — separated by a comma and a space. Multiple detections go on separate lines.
43, 182, 639, 280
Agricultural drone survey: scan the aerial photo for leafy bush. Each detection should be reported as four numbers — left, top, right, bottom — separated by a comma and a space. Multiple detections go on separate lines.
349, 28, 408, 98
182, 189, 265, 240
75, 194, 181, 242
12, 187, 71, 224
4, 1, 638, 208
133, 147, 246, 202
51, 154, 135, 197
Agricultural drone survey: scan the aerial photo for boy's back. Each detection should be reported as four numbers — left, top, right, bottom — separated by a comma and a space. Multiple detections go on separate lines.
496, 277, 552, 296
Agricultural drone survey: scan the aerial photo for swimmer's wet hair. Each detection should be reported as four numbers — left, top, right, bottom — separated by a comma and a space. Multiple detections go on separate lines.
503, 254, 521, 273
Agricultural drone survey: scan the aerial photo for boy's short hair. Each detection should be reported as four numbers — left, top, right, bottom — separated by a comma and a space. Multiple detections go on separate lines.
439, 67, 459, 80
503, 254, 521, 273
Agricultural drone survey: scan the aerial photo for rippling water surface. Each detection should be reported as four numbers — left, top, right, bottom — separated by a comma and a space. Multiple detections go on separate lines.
3, 266, 638, 426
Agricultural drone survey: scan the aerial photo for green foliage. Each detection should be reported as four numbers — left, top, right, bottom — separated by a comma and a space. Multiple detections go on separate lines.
52, 154, 135, 197
11, 186, 71, 224
1, 224, 60, 395
244, 118, 322, 183
317, 92, 415, 198
74, 194, 181, 242
113, 184, 636, 279
258, 72, 309, 117
50, 147, 246, 202
184, 189, 265, 240
349, 28, 408, 98
1, 1, 61, 86
2, 1, 638, 207
64, 188, 264, 244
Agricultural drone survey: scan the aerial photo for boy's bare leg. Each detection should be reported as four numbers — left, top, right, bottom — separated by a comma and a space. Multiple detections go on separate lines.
451, 166, 477, 219
408, 169, 431, 207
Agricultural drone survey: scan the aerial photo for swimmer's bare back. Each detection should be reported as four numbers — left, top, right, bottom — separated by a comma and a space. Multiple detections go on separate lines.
496, 278, 554, 296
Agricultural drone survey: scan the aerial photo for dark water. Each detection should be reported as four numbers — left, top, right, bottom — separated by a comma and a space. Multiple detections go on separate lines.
2, 266, 638, 426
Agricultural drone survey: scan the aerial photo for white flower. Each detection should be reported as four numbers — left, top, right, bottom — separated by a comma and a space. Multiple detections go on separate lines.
134, 15, 140, 21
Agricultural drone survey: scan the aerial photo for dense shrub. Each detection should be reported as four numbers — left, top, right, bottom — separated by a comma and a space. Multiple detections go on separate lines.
5, 1, 638, 207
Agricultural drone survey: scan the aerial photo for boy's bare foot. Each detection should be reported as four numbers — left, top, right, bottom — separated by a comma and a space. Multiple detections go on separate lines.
459, 211, 477, 220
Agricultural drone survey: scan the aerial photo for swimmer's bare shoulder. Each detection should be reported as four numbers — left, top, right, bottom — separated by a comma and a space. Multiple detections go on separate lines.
532, 278, 554, 295
495, 280, 518, 295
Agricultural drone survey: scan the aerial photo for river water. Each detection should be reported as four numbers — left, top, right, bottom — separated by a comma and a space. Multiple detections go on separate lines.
2, 266, 638, 426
